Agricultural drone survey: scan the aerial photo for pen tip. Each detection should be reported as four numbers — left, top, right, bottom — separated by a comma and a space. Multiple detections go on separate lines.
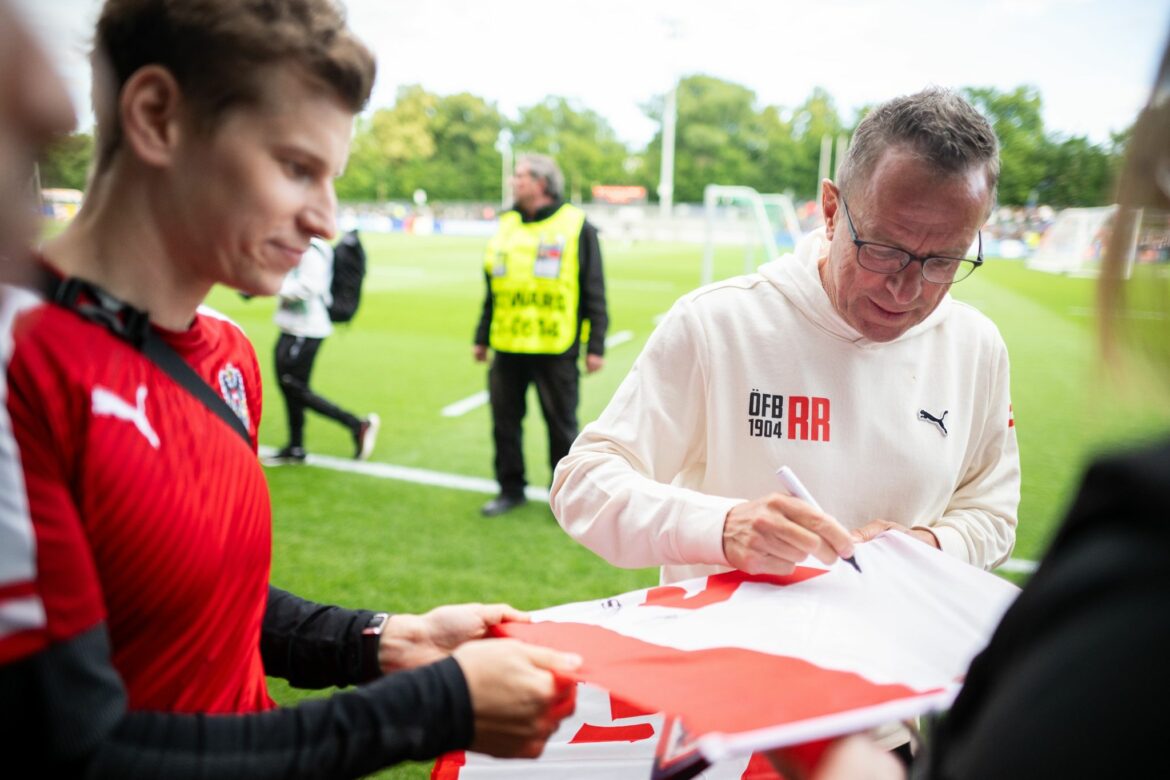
845, 556, 862, 573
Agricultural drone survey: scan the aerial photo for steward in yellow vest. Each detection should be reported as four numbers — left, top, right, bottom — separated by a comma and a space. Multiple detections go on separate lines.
473, 154, 608, 516
483, 203, 585, 355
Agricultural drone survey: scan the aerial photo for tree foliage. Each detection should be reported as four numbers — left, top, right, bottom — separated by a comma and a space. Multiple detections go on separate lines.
510, 97, 631, 202
42, 81, 1125, 208
38, 132, 94, 191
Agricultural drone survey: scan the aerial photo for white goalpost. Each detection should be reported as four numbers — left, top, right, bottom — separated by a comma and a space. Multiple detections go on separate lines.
701, 185, 804, 287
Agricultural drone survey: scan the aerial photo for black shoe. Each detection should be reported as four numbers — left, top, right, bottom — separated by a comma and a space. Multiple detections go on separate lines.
265, 445, 306, 464
354, 413, 380, 460
481, 494, 527, 517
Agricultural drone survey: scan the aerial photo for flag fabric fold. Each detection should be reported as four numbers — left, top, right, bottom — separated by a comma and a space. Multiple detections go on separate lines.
436, 533, 1019, 779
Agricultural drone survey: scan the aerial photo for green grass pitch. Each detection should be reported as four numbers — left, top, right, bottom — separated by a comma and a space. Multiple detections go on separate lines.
204, 233, 1169, 779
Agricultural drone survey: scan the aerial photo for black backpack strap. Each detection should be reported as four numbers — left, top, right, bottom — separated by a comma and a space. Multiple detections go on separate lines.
140, 330, 251, 445
39, 271, 252, 446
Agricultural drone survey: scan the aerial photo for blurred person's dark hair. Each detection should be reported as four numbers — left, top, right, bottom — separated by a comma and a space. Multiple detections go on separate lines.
1099, 33, 1170, 383
837, 87, 1000, 216
92, 0, 376, 172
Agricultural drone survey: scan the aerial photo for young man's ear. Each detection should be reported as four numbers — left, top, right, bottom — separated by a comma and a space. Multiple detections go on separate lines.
118, 64, 185, 168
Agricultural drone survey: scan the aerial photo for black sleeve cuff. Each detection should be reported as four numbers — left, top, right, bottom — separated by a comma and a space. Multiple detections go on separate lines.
262, 586, 380, 688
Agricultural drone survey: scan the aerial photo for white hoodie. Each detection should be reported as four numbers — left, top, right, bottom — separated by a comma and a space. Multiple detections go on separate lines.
552, 229, 1019, 584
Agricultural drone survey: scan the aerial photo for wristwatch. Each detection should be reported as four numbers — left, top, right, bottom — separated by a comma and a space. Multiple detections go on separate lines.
361, 612, 390, 677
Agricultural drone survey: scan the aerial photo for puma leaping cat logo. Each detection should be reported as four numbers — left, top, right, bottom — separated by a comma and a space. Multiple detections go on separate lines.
918, 408, 949, 437
92, 385, 160, 449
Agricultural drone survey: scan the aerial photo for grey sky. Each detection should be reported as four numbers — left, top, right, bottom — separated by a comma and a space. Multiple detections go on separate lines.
17, 0, 1170, 147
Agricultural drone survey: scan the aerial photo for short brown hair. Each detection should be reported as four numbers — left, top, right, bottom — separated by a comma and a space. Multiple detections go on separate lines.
93, 0, 375, 169
837, 87, 1000, 211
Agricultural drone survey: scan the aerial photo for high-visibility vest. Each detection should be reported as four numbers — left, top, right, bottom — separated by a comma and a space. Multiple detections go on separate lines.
484, 203, 585, 354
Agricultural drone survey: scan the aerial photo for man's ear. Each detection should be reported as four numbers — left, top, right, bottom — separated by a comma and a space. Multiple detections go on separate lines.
118, 64, 185, 168
821, 179, 839, 240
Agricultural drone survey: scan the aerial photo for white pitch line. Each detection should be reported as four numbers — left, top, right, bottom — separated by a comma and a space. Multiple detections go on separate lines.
441, 391, 489, 418
439, 330, 636, 418
259, 446, 550, 502
603, 329, 634, 348
995, 558, 1039, 575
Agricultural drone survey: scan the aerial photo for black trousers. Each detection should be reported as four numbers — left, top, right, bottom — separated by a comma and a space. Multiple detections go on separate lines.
488, 352, 579, 497
275, 333, 361, 448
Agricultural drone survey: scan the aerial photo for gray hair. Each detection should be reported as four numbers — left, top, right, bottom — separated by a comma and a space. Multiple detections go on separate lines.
837, 88, 999, 211
518, 153, 564, 200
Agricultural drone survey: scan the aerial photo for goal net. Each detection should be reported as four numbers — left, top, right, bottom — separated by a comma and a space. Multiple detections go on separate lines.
1026, 206, 1119, 277
700, 185, 805, 287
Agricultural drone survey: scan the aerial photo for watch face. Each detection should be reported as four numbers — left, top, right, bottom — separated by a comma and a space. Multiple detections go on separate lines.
362, 612, 389, 636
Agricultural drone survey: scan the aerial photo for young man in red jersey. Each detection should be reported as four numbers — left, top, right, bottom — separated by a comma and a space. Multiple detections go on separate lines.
0, 1, 578, 776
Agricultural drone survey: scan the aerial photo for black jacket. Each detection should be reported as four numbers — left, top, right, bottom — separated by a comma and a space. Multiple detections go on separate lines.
918, 440, 1170, 778
0, 587, 473, 779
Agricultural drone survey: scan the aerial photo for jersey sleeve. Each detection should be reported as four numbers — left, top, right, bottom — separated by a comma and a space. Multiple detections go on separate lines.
1, 306, 107, 663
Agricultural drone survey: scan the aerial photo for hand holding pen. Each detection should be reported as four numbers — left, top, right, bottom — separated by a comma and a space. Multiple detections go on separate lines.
776, 467, 862, 573
721, 468, 861, 577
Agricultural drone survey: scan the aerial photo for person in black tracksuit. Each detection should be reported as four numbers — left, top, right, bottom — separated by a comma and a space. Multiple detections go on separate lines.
473, 153, 608, 516
271, 238, 378, 462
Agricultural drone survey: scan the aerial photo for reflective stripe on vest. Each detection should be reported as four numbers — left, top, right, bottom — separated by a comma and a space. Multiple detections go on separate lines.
483, 204, 585, 354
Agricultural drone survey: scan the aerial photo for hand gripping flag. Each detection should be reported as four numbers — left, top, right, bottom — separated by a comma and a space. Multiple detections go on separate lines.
435, 533, 1020, 779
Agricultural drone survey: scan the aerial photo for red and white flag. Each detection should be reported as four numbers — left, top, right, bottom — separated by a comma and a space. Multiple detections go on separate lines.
435, 533, 1019, 779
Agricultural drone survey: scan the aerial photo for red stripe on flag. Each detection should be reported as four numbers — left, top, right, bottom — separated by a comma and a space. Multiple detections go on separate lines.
430, 750, 466, 780
741, 751, 785, 779
643, 568, 826, 610
569, 722, 657, 744
610, 692, 655, 719
499, 621, 933, 736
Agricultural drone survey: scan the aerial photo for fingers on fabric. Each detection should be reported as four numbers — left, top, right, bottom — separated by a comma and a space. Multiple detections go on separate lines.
724, 493, 854, 573
455, 639, 581, 758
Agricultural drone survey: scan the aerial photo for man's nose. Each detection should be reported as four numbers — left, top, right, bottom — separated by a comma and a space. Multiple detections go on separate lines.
887, 262, 923, 304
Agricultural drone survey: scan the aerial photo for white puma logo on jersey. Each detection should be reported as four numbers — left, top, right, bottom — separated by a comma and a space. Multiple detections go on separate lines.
92, 385, 160, 449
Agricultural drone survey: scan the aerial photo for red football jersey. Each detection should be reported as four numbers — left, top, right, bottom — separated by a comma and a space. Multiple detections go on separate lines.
2, 299, 274, 714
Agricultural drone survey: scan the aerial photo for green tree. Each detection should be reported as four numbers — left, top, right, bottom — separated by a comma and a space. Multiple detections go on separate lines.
781, 87, 848, 200
1037, 134, 1116, 206
336, 85, 438, 201
425, 92, 504, 201
38, 132, 94, 191
510, 97, 631, 202
962, 86, 1048, 206
641, 74, 770, 203
336, 86, 503, 202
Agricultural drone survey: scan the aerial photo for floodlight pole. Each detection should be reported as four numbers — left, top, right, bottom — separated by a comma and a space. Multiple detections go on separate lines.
496, 130, 513, 210
834, 133, 849, 180
658, 81, 677, 220
818, 135, 832, 187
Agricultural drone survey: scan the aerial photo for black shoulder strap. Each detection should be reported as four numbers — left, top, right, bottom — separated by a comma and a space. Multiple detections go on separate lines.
40, 272, 252, 446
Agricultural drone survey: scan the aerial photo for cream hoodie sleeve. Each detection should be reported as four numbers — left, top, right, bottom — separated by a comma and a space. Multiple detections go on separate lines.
928, 329, 1020, 570
551, 300, 740, 569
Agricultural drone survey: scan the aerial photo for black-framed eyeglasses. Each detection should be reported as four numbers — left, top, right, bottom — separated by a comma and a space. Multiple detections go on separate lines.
838, 194, 983, 284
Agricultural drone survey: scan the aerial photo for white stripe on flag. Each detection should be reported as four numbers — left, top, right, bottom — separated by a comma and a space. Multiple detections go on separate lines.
0, 594, 45, 639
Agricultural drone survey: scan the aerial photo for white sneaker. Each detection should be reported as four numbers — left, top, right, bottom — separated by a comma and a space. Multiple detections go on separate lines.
355, 413, 380, 460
